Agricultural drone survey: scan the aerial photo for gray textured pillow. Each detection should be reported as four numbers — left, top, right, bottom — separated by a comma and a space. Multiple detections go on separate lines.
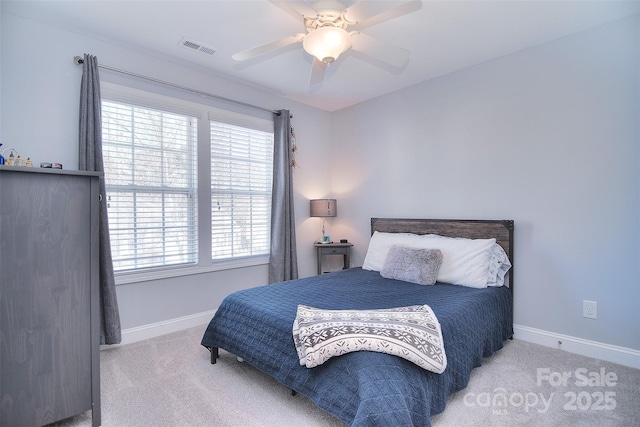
380, 245, 443, 285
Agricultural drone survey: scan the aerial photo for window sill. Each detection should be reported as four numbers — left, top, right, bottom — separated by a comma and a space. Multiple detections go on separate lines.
115, 257, 269, 285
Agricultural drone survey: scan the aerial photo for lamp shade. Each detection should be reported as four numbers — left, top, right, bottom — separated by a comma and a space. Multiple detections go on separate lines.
310, 199, 337, 217
302, 27, 351, 64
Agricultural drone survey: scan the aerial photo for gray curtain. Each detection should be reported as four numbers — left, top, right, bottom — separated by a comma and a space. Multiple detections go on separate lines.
79, 54, 122, 344
269, 110, 298, 283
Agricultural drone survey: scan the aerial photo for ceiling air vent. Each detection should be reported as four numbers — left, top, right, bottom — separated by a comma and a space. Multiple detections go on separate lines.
180, 38, 217, 56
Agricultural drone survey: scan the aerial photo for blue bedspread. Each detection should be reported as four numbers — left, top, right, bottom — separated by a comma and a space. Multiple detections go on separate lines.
201, 268, 513, 426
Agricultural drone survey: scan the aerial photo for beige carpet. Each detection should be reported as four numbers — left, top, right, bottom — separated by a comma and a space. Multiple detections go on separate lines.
50, 326, 639, 427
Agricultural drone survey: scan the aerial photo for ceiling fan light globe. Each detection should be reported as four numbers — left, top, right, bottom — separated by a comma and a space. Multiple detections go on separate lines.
303, 26, 351, 64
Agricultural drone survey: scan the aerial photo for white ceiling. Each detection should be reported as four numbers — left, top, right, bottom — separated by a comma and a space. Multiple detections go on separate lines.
4, 0, 640, 112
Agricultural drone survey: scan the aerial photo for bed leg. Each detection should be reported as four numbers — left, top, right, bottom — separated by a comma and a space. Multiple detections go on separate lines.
209, 347, 219, 364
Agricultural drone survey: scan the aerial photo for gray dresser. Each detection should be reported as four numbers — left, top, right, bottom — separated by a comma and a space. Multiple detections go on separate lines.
0, 166, 101, 426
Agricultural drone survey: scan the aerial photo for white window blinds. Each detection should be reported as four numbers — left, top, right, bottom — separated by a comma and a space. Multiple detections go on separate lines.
210, 121, 273, 261
102, 100, 198, 272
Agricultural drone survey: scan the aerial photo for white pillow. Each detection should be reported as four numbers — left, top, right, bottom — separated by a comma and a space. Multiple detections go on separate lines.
362, 232, 424, 271
421, 234, 496, 288
363, 232, 497, 288
486, 243, 512, 287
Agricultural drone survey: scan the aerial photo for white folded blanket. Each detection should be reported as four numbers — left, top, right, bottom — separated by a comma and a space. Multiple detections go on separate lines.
292, 304, 447, 373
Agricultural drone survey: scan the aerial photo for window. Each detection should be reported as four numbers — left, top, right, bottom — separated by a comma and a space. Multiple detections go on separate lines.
102, 101, 198, 272
211, 122, 273, 260
101, 86, 274, 280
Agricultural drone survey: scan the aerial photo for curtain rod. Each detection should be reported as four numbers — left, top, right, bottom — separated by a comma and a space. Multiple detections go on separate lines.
74, 56, 281, 116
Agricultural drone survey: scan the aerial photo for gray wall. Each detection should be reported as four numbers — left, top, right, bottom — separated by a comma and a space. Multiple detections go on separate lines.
329, 15, 640, 350
2, 10, 638, 352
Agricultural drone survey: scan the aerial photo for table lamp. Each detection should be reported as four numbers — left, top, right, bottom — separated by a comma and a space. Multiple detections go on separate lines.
310, 199, 337, 243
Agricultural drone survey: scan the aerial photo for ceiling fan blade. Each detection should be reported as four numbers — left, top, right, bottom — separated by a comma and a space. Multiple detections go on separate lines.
309, 58, 326, 86
232, 34, 305, 61
349, 32, 410, 68
269, 0, 317, 21
347, 0, 422, 31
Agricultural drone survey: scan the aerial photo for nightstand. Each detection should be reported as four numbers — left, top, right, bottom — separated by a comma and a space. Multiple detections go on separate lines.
314, 242, 353, 275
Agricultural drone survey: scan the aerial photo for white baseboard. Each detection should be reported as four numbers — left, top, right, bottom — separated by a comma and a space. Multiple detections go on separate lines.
514, 324, 640, 369
105, 309, 217, 348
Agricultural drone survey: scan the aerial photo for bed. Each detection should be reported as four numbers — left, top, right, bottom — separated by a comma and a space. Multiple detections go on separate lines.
201, 218, 514, 426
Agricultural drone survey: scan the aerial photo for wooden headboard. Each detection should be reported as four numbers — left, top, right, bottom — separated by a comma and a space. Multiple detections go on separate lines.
371, 218, 514, 291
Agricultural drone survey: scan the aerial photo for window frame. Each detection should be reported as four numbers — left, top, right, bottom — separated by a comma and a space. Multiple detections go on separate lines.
100, 83, 273, 285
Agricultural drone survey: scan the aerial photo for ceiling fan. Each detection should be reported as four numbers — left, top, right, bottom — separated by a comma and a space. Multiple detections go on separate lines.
232, 0, 422, 85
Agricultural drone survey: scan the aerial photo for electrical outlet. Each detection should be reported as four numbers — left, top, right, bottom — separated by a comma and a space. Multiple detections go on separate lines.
583, 300, 597, 319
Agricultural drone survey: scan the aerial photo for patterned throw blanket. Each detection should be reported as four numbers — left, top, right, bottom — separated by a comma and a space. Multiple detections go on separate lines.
293, 304, 447, 374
